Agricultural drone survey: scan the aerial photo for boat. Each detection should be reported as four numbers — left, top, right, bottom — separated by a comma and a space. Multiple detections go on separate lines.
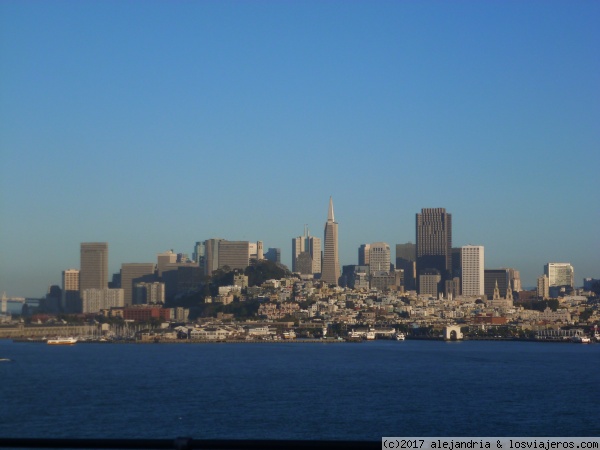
0, 358, 11, 362
347, 329, 363, 342
395, 332, 406, 341
571, 335, 591, 344
47, 337, 78, 345
365, 330, 376, 340
282, 330, 296, 340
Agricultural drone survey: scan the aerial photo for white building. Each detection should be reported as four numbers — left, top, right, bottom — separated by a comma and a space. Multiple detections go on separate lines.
368, 242, 391, 273
82, 288, 124, 313
461, 245, 484, 297
544, 263, 574, 288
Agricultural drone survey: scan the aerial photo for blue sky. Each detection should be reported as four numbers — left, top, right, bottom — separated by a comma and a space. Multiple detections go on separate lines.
1, 0, 598, 297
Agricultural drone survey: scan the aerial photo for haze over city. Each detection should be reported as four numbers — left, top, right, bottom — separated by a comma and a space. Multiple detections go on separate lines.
1, 1, 598, 298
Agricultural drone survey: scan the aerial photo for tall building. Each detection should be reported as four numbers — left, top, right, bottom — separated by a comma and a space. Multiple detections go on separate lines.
416, 208, 452, 286
537, 275, 550, 299
61, 269, 80, 313
544, 263, 574, 288
292, 226, 321, 275
218, 241, 251, 270
121, 263, 156, 306
81, 288, 124, 313
80, 242, 108, 295
264, 248, 281, 264
321, 197, 340, 286
484, 269, 510, 301
461, 245, 485, 296
157, 250, 177, 277
192, 242, 205, 268
204, 239, 223, 276
368, 242, 391, 273
396, 243, 416, 291
358, 244, 371, 266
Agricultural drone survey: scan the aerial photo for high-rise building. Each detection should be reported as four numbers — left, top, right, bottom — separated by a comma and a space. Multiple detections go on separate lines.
133, 282, 165, 305
368, 242, 391, 273
395, 243, 416, 291
204, 239, 223, 276
264, 248, 281, 264
81, 288, 124, 313
321, 197, 340, 286
80, 242, 108, 295
358, 244, 371, 266
544, 263, 574, 288
416, 208, 452, 286
121, 263, 156, 306
484, 269, 510, 301
192, 242, 205, 268
61, 269, 80, 313
157, 250, 177, 277
218, 241, 251, 270
292, 226, 321, 275
461, 245, 485, 296
537, 275, 550, 299
419, 269, 441, 297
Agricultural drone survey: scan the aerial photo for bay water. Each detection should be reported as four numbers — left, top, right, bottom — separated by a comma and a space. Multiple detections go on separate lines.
1, 340, 598, 440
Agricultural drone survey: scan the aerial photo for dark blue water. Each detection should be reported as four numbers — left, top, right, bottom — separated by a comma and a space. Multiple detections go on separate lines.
1, 340, 599, 440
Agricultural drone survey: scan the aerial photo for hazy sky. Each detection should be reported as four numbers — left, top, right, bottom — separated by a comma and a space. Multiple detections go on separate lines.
1, 0, 598, 297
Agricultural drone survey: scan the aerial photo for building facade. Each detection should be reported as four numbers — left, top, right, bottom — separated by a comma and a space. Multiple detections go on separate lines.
292, 226, 321, 275
544, 263, 574, 288
461, 245, 485, 297
416, 208, 452, 288
61, 269, 80, 313
368, 242, 391, 273
121, 263, 156, 306
80, 242, 108, 294
81, 288, 124, 314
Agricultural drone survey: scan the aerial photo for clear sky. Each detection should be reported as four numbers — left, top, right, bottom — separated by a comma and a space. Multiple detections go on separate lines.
1, 0, 598, 298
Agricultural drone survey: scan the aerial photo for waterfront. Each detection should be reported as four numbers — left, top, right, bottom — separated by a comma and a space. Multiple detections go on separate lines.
1, 340, 599, 440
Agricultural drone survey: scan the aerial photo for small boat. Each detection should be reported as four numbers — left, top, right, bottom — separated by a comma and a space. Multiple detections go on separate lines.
47, 337, 78, 345
571, 335, 591, 344
0, 358, 11, 362
395, 332, 406, 341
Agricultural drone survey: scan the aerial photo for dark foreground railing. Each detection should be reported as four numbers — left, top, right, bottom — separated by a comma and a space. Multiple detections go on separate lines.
0, 438, 381, 450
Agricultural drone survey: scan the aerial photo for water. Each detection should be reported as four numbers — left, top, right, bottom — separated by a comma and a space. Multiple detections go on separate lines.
1, 340, 599, 440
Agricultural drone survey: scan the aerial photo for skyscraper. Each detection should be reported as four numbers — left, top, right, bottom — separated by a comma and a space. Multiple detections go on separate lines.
80, 242, 108, 295
416, 208, 452, 288
544, 263, 574, 288
395, 243, 416, 291
368, 242, 391, 273
121, 263, 156, 306
461, 245, 485, 297
292, 225, 321, 275
321, 197, 340, 286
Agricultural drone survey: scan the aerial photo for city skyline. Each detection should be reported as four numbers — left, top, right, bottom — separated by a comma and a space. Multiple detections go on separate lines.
1, 1, 598, 297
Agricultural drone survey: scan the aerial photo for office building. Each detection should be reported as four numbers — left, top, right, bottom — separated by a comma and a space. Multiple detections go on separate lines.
80, 242, 108, 294
61, 269, 80, 313
204, 239, 223, 276
81, 288, 124, 314
133, 282, 165, 305
358, 244, 371, 266
368, 242, 391, 273
544, 263, 574, 288
264, 248, 281, 264
537, 275, 550, 299
121, 263, 156, 306
461, 245, 485, 297
396, 243, 416, 291
321, 197, 340, 285
416, 208, 452, 286
292, 226, 321, 275
484, 269, 511, 301
419, 269, 441, 297
157, 250, 177, 277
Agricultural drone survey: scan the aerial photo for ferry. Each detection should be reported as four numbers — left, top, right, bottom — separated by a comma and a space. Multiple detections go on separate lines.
571, 335, 591, 344
395, 332, 406, 341
47, 337, 78, 345
282, 330, 296, 340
